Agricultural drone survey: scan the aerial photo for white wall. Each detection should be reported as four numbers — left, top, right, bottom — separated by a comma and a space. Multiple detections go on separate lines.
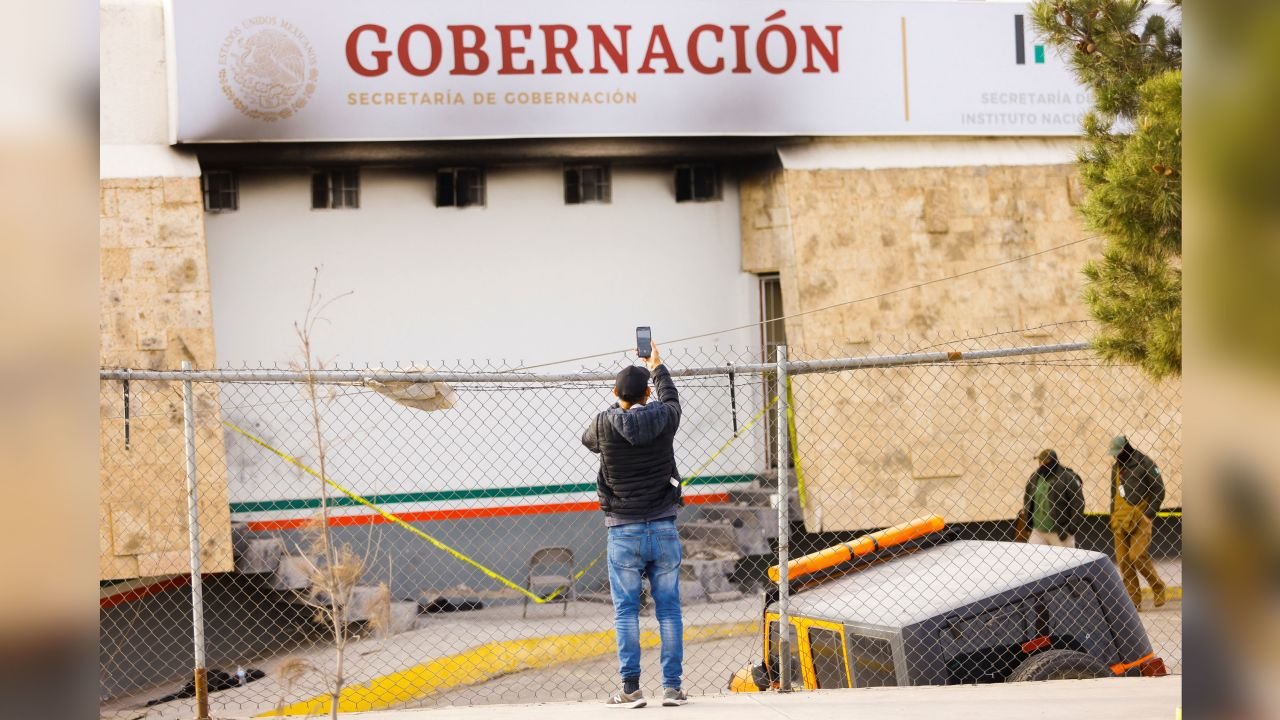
100, 0, 201, 178
206, 165, 758, 367
101, 0, 169, 146
205, 165, 766, 508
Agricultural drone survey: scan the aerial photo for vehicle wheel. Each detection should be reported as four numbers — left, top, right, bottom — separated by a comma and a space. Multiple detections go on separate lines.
1006, 649, 1110, 682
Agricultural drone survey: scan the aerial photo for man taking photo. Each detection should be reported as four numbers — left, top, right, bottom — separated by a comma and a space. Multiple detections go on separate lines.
582, 340, 687, 708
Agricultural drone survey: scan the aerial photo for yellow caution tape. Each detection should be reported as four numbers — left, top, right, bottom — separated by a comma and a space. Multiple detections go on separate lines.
226, 395, 779, 605
785, 379, 808, 512
224, 421, 572, 605
680, 395, 778, 487
1084, 510, 1182, 518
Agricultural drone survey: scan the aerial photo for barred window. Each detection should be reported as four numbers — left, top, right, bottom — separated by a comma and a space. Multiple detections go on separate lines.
436, 168, 486, 208
311, 168, 360, 209
760, 273, 788, 467
202, 170, 238, 212
564, 165, 611, 204
674, 164, 720, 202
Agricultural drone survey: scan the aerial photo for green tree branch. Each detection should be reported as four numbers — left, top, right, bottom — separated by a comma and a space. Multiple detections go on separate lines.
1033, 0, 1182, 378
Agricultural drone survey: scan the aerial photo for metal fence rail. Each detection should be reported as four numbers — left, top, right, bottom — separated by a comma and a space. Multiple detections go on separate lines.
98, 342, 1091, 384
98, 332, 1181, 717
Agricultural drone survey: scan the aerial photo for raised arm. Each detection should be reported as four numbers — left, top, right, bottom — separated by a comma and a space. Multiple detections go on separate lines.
644, 341, 681, 425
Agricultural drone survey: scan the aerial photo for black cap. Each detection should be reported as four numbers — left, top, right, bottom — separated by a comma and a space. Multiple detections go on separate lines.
614, 366, 650, 403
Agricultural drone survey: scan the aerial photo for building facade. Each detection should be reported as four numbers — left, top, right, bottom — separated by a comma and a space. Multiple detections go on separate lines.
99, 0, 1180, 581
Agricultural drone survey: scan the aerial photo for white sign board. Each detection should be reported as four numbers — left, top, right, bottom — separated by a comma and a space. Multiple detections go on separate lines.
169, 0, 1092, 142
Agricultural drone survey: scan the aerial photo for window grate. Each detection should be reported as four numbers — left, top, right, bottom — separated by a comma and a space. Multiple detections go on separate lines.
760, 274, 787, 467
311, 168, 360, 210
564, 165, 611, 205
674, 164, 721, 202
436, 168, 486, 208
201, 170, 238, 212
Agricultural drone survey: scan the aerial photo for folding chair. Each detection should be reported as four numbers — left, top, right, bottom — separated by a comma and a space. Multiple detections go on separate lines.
522, 546, 576, 618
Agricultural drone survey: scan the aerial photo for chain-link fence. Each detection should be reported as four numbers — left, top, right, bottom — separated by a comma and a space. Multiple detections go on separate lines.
98, 330, 1181, 718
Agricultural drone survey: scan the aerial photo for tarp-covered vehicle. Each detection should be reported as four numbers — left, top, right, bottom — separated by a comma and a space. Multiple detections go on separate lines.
730, 516, 1167, 691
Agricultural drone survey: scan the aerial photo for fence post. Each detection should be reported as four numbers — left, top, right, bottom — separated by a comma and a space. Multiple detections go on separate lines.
775, 346, 793, 692
182, 360, 211, 720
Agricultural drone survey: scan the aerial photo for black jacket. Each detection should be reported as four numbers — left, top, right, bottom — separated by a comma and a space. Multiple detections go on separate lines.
582, 364, 682, 519
1021, 462, 1085, 537
1110, 448, 1165, 520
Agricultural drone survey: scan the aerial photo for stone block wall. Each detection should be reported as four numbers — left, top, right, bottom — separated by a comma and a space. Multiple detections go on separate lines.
740, 168, 792, 275
741, 163, 1182, 531
99, 176, 232, 579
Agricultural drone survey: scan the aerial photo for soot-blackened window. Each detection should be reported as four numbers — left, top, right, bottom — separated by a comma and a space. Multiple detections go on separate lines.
311, 168, 360, 209
674, 164, 720, 202
564, 165, 611, 204
202, 170, 238, 212
436, 168, 486, 208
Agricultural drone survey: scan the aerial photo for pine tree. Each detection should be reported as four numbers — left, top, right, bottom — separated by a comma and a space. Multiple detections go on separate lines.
1032, 0, 1182, 378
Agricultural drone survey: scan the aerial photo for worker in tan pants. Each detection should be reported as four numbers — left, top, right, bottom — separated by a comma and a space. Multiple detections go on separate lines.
1108, 435, 1166, 609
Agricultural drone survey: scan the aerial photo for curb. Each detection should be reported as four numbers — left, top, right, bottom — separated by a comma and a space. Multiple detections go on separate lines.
258, 621, 758, 716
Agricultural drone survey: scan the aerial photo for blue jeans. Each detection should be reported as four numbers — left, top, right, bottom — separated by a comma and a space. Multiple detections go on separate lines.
607, 517, 683, 689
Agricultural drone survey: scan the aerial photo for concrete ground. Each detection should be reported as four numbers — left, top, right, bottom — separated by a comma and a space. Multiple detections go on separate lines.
100, 595, 764, 719
351, 677, 1182, 720
1141, 559, 1183, 674
415, 633, 758, 707
100, 559, 1182, 719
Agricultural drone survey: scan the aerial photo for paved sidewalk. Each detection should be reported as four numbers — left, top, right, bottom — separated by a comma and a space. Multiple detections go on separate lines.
101, 559, 1184, 718
101, 597, 764, 718
337, 677, 1181, 720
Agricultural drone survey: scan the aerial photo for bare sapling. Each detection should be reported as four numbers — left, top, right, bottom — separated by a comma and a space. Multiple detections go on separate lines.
294, 268, 356, 719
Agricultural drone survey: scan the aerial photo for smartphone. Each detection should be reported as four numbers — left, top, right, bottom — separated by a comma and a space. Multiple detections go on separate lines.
636, 326, 653, 359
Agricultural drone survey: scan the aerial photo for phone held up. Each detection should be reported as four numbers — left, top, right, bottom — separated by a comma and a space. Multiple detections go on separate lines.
636, 326, 653, 359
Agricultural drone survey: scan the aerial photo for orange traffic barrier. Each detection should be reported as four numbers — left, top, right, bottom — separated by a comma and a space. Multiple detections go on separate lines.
768, 514, 945, 583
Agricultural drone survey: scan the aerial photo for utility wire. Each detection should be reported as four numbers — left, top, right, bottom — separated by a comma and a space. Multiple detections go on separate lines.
912, 319, 1094, 353
100, 319, 1103, 422
507, 235, 1098, 372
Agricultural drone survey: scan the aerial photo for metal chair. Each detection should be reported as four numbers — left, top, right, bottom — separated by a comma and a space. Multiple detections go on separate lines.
522, 546, 576, 618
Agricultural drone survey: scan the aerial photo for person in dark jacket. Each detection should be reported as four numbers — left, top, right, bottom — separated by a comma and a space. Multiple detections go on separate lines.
582, 340, 687, 708
1019, 449, 1085, 548
1108, 434, 1167, 609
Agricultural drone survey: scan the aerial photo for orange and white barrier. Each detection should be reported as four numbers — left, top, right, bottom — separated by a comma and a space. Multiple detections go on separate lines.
768, 514, 946, 583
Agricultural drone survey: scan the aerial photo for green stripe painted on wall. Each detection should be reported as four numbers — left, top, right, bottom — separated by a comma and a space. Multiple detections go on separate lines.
230, 474, 758, 515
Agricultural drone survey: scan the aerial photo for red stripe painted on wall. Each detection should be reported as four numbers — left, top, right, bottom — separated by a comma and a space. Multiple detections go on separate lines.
100, 575, 191, 609
244, 492, 733, 532
103, 493, 735, 608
